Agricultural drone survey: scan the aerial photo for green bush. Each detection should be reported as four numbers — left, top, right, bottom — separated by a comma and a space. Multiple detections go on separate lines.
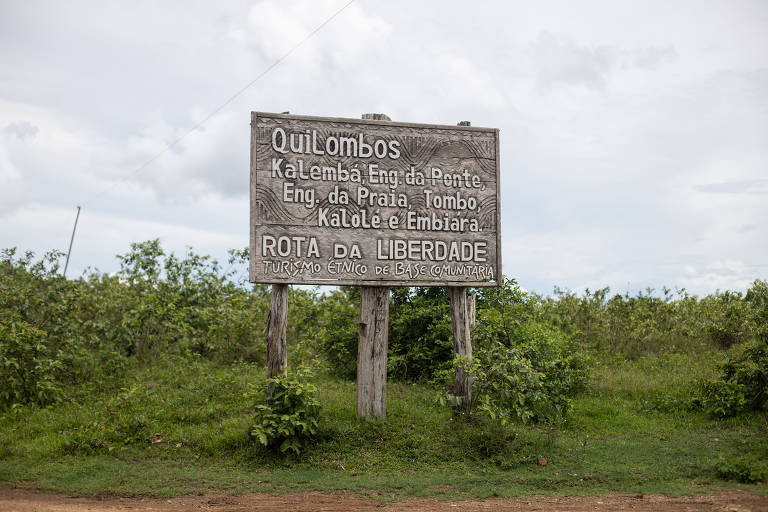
0, 248, 127, 408
113, 240, 268, 361
388, 287, 453, 381
460, 321, 590, 424
430, 279, 592, 424
699, 336, 768, 418
699, 379, 747, 418
0, 317, 63, 408
721, 339, 768, 410
475, 278, 543, 346
0, 242, 271, 408
313, 288, 360, 380
249, 368, 320, 455
540, 281, 767, 358
315, 287, 454, 383
703, 290, 754, 349
746, 279, 768, 336
715, 455, 767, 483
0, 248, 76, 343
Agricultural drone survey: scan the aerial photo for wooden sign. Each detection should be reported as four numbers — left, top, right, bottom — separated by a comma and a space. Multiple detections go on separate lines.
250, 112, 501, 286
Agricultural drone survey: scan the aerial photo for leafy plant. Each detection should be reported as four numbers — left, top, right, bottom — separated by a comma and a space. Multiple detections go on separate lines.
714, 455, 767, 483
699, 379, 747, 418
0, 317, 63, 408
541, 281, 767, 359
699, 336, 768, 418
388, 287, 453, 381
313, 287, 360, 380
249, 368, 320, 455
458, 321, 589, 424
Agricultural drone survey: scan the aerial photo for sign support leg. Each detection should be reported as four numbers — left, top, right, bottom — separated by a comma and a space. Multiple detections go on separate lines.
266, 283, 288, 396
357, 286, 390, 420
449, 287, 473, 410
355, 113, 392, 421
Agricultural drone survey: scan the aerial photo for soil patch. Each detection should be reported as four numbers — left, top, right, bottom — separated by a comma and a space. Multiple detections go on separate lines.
1, 486, 766, 512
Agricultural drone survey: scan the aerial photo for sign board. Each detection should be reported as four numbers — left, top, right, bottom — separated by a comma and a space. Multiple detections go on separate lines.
250, 112, 501, 286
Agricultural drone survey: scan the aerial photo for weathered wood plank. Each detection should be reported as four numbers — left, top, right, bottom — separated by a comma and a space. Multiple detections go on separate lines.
250, 112, 501, 288
494, 128, 502, 284
249, 114, 260, 283
251, 110, 498, 134
356, 114, 393, 421
362, 113, 391, 121
266, 283, 288, 396
251, 224, 498, 286
467, 290, 476, 330
357, 286, 389, 420
251, 147, 498, 227
448, 286, 472, 410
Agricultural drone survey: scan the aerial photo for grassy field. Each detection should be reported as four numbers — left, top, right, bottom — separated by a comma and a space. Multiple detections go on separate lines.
1, 349, 766, 500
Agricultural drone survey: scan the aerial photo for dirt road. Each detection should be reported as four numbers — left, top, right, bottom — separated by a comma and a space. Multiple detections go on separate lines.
1, 487, 766, 512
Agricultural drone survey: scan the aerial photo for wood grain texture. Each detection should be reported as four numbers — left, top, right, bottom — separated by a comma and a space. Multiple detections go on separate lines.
266, 283, 288, 396
494, 129, 502, 284
448, 286, 473, 409
467, 290, 476, 330
251, 225, 498, 287
357, 286, 389, 420
362, 113, 391, 121
250, 112, 501, 287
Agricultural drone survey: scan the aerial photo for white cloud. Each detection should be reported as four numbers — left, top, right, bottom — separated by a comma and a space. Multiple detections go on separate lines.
531, 32, 617, 92
680, 261, 756, 293
0, 144, 23, 216
0, 0, 766, 295
0, 201, 247, 277
243, 0, 390, 66
5, 120, 39, 140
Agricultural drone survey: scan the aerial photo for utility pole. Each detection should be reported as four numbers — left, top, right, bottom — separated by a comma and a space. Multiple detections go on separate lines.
63, 205, 81, 277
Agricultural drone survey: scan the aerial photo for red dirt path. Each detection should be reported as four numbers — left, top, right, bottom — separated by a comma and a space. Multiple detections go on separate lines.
1, 487, 767, 512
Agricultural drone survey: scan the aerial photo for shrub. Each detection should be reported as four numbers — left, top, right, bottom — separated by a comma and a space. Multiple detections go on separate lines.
540, 282, 766, 358
0, 248, 127, 408
0, 243, 272, 407
0, 317, 63, 408
697, 327, 767, 417
721, 339, 768, 409
715, 456, 767, 484
313, 288, 360, 380
475, 278, 543, 346
440, 279, 591, 424
388, 287, 453, 381
316, 287, 454, 383
699, 379, 747, 418
114, 240, 268, 361
704, 290, 754, 349
249, 368, 320, 455
746, 279, 768, 336
460, 321, 590, 424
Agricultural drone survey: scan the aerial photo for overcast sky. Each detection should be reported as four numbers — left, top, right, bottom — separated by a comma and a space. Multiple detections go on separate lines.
1, 0, 766, 296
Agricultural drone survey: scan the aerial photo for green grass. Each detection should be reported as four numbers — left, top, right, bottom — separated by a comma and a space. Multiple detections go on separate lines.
1, 351, 766, 500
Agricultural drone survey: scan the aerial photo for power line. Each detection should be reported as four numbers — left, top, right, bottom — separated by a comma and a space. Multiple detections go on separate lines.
83, 0, 357, 207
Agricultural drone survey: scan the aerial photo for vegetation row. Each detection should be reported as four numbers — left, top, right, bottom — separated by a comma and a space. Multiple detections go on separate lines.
1, 240, 766, 490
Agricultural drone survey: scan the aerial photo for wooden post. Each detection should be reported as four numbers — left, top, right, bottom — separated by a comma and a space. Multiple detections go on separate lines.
467, 291, 476, 330
361, 113, 391, 122
266, 283, 288, 395
449, 287, 473, 409
448, 120, 475, 410
357, 286, 390, 419
356, 112, 392, 420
